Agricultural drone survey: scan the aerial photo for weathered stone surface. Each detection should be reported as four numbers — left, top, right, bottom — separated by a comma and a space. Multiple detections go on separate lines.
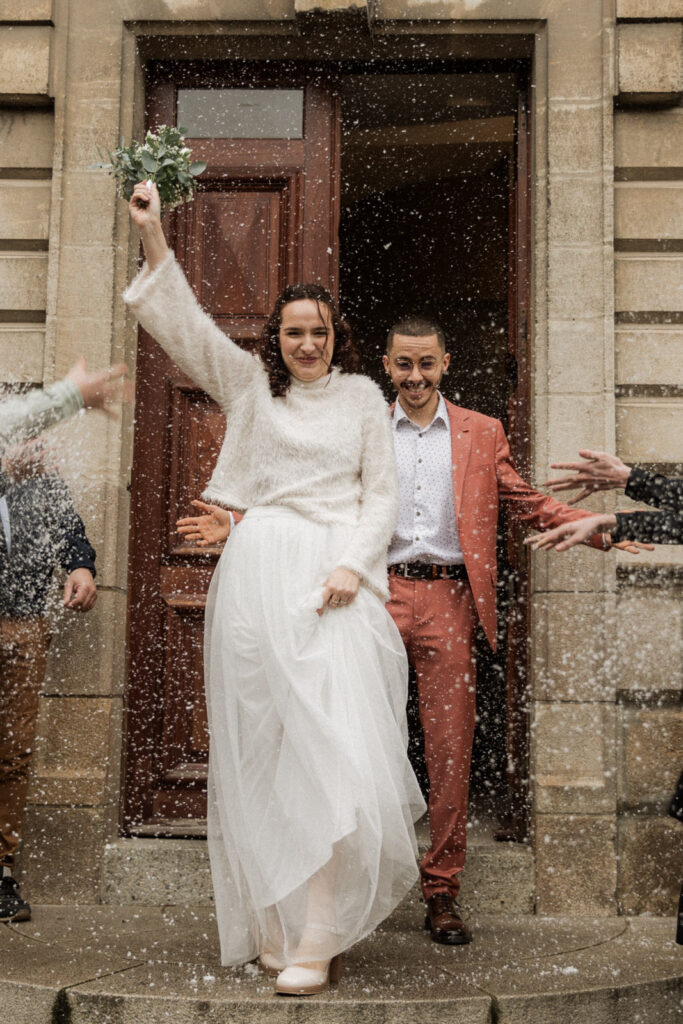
531, 543, 614, 598
549, 177, 604, 248
618, 0, 683, 19
616, 326, 683, 387
295, 0, 368, 11
545, 4, 604, 102
0, 253, 47, 310
44, 588, 127, 697
3, 905, 679, 1024
20, 804, 117, 902
0, 180, 50, 240
0, 1, 53, 18
487, 918, 683, 1023
459, 839, 535, 915
101, 838, 214, 907
28, 696, 117, 806
618, 816, 683, 914
544, 395, 609, 468
59, 171, 117, 248
0, 325, 44, 381
618, 23, 683, 100
102, 830, 535, 915
548, 102, 604, 175
616, 254, 683, 312
615, 183, 683, 241
535, 815, 617, 915
616, 588, 682, 697
615, 109, 683, 168
0, 26, 51, 98
118, 0, 293, 22
535, 703, 616, 815
617, 398, 683, 464
547, 320, 605, 394
532, 594, 614, 702
0, 108, 53, 168
55, 245, 115, 320
619, 707, 683, 812
548, 246, 605, 321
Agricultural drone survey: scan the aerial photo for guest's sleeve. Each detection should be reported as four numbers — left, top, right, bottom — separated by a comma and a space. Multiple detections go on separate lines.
625, 467, 683, 514
336, 383, 398, 587
0, 380, 83, 453
123, 251, 261, 411
613, 509, 683, 545
51, 478, 97, 577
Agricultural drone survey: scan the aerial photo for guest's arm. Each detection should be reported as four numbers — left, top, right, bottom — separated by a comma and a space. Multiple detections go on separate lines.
52, 476, 98, 611
623, 466, 682, 514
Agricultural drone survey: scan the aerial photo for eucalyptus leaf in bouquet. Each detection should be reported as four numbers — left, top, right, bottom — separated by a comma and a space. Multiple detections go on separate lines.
94, 125, 206, 212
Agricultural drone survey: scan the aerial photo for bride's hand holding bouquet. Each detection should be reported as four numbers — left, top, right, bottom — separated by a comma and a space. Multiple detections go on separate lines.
129, 180, 168, 269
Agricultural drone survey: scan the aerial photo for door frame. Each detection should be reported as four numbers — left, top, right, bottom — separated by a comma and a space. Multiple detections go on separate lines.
121, 56, 533, 838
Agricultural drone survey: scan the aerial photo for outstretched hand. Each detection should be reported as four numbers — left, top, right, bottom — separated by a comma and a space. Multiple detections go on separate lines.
66, 356, 132, 418
525, 514, 616, 552
177, 500, 232, 547
525, 514, 654, 555
544, 450, 632, 504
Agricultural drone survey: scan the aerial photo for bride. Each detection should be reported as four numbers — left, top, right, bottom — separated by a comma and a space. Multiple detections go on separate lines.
125, 182, 425, 996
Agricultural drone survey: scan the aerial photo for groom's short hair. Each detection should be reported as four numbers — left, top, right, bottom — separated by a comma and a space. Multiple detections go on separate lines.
386, 317, 446, 353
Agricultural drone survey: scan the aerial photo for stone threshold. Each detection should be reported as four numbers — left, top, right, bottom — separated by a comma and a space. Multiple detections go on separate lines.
101, 818, 535, 916
1, 902, 680, 1024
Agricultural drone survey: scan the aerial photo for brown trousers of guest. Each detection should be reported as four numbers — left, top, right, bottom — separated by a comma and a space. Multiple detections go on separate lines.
387, 576, 477, 900
0, 618, 50, 869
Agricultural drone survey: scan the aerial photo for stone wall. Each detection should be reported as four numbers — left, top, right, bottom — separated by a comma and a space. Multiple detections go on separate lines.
0, 0, 680, 917
0, 0, 127, 902
612, 8, 683, 916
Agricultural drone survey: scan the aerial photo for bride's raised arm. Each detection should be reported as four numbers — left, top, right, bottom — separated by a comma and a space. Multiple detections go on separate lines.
124, 181, 258, 411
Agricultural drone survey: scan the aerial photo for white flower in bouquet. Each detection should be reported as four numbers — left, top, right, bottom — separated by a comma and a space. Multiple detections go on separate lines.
95, 125, 206, 212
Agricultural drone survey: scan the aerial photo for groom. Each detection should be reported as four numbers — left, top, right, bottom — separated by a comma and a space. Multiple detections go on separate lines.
382, 317, 609, 945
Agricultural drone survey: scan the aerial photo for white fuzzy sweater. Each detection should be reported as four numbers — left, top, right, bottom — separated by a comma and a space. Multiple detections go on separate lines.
123, 253, 398, 599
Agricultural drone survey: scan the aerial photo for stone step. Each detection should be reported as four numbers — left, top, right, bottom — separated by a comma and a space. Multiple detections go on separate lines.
101, 820, 535, 915
1, 903, 680, 1024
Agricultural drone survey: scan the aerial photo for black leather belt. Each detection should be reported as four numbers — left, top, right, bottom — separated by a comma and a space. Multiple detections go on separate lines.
389, 562, 468, 581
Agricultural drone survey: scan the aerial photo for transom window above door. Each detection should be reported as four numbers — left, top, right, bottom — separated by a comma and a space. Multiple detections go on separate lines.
177, 88, 304, 138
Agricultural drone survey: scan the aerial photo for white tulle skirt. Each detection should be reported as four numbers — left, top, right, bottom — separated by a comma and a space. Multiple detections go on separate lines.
204, 506, 425, 967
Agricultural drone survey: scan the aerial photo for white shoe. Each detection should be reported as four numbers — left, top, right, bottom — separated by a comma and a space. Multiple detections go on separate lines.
258, 951, 286, 976
275, 954, 342, 996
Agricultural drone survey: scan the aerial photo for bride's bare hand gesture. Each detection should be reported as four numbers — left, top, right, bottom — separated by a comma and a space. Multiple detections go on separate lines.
177, 500, 233, 547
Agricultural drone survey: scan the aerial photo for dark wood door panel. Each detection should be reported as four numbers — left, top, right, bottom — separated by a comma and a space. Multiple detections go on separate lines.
124, 69, 340, 833
167, 384, 226, 557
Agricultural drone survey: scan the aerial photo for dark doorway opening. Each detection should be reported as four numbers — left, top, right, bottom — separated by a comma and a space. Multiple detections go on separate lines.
338, 70, 530, 835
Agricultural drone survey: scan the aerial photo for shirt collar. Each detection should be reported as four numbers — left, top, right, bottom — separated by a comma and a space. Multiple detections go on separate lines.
393, 392, 448, 431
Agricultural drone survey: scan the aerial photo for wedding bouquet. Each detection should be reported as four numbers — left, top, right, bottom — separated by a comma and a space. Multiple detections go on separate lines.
95, 125, 206, 211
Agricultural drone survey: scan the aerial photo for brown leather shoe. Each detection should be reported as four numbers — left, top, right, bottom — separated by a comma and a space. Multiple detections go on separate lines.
424, 892, 472, 945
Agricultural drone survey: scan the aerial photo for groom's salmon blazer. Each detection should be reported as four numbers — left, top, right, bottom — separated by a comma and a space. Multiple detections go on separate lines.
391, 396, 603, 651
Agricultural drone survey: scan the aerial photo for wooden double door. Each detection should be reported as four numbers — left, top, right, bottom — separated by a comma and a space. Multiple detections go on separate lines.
123, 62, 530, 836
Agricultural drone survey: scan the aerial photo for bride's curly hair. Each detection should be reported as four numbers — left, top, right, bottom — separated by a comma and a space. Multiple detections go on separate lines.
259, 283, 359, 397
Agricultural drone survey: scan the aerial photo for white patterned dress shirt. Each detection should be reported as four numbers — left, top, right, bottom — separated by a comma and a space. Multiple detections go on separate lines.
388, 392, 464, 566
